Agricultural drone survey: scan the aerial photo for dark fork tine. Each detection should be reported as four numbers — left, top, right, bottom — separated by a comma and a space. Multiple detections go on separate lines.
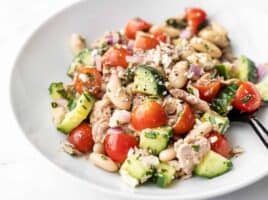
228, 109, 268, 148
249, 118, 268, 148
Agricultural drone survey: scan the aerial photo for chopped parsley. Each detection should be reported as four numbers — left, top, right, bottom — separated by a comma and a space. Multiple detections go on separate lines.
192, 144, 200, 152
241, 94, 252, 103
101, 155, 108, 160
51, 102, 58, 108
144, 131, 158, 139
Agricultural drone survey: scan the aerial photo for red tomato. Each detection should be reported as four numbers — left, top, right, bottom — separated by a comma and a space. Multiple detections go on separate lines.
131, 101, 167, 130
125, 18, 151, 39
207, 131, 232, 158
194, 80, 221, 102
150, 27, 167, 42
186, 7, 207, 33
68, 123, 94, 153
74, 67, 102, 96
104, 131, 137, 163
134, 33, 159, 50
173, 103, 195, 135
102, 47, 131, 68
233, 81, 261, 112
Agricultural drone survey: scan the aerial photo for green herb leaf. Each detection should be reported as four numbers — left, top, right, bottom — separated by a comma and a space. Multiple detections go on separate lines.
144, 131, 158, 139
241, 94, 252, 103
192, 144, 200, 152
51, 102, 58, 108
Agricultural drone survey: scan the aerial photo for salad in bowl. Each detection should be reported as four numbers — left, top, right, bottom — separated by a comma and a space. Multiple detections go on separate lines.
48, 7, 268, 188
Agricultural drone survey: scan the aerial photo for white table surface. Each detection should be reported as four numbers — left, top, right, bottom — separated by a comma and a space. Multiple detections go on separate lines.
1, 0, 267, 199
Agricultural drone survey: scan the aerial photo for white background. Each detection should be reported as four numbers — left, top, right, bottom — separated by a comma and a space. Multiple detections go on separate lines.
1, 0, 267, 199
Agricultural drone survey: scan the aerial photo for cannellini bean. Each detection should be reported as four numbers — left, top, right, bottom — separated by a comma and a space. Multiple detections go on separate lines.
70, 33, 86, 55
106, 71, 132, 110
159, 147, 176, 162
89, 153, 118, 172
150, 25, 180, 37
185, 122, 213, 141
168, 61, 188, 89
190, 37, 222, 58
93, 143, 104, 154
198, 27, 229, 48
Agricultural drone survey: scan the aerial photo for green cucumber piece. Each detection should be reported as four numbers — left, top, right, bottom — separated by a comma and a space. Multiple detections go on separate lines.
194, 151, 232, 178
256, 76, 268, 103
139, 127, 172, 155
133, 65, 167, 96
201, 112, 230, 134
154, 163, 176, 188
68, 48, 93, 77
57, 92, 95, 134
211, 83, 239, 115
235, 55, 258, 83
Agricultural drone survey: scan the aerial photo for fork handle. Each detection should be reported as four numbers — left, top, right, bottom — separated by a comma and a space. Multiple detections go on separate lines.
249, 118, 268, 148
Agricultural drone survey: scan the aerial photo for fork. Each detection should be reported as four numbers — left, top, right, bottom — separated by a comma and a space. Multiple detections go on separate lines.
228, 109, 268, 148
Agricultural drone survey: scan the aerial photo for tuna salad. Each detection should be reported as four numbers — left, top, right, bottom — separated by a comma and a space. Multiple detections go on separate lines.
48, 7, 268, 188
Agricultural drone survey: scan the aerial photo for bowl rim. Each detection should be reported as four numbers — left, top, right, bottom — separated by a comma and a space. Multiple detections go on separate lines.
9, 0, 268, 199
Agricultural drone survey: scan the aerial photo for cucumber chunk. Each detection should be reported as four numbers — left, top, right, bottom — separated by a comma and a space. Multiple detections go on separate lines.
120, 154, 158, 187
201, 112, 230, 134
133, 65, 167, 96
139, 127, 172, 155
235, 55, 258, 83
57, 92, 95, 134
154, 162, 176, 188
49, 82, 67, 100
256, 76, 268, 103
194, 150, 232, 178
68, 48, 93, 77
211, 83, 239, 115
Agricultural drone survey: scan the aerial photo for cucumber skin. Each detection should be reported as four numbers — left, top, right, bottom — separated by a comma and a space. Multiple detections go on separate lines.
133, 65, 167, 96
194, 151, 233, 179
154, 163, 176, 188
237, 56, 258, 83
211, 83, 239, 115
57, 92, 95, 134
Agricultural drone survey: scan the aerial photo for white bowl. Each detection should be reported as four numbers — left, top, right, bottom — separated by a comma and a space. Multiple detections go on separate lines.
10, 0, 268, 199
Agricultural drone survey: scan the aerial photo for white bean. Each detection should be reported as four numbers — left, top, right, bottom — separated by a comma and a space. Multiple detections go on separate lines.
93, 143, 104, 154
159, 148, 176, 162
190, 37, 222, 58
168, 61, 188, 89
89, 153, 118, 172
70, 33, 86, 55
198, 27, 229, 48
106, 71, 132, 110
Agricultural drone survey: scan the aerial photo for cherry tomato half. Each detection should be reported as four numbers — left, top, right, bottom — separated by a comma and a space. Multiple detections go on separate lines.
173, 103, 195, 135
104, 130, 137, 163
207, 131, 232, 158
125, 18, 151, 39
232, 81, 261, 113
102, 47, 131, 68
131, 101, 167, 130
194, 80, 221, 102
68, 123, 94, 153
186, 7, 207, 34
74, 67, 102, 96
134, 33, 159, 50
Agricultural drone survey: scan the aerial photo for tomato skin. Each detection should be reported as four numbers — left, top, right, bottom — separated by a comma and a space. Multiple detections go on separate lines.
173, 103, 195, 135
102, 47, 131, 68
104, 131, 137, 163
134, 33, 159, 50
194, 80, 221, 102
150, 27, 167, 42
74, 67, 102, 96
207, 131, 232, 158
131, 101, 167, 130
125, 18, 151, 39
186, 7, 207, 33
68, 123, 94, 153
233, 81, 261, 112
